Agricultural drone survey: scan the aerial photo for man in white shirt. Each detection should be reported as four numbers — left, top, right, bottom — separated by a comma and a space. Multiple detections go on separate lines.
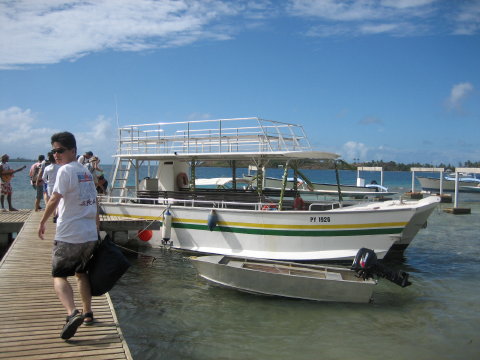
77, 150, 93, 165
38, 132, 99, 340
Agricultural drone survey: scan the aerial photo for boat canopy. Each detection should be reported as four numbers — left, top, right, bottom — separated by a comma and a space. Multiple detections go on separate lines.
114, 150, 339, 161
113, 117, 340, 162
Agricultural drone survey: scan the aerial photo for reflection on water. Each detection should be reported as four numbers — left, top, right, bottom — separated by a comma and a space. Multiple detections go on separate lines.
110, 202, 480, 360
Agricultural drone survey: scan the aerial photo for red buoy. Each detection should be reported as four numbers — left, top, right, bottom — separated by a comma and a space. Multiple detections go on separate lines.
138, 229, 153, 242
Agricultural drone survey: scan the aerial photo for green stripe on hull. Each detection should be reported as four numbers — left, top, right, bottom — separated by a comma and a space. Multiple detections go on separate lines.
172, 223, 404, 236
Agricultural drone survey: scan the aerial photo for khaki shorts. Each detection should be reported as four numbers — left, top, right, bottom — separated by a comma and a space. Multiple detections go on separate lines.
52, 240, 98, 278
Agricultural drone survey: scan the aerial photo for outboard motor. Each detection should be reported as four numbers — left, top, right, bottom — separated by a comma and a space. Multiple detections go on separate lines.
351, 248, 378, 279
351, 248, 411, 288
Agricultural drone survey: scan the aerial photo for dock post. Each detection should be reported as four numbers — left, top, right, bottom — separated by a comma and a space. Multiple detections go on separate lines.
411, 169, 415, 193
453, 172, 459, 208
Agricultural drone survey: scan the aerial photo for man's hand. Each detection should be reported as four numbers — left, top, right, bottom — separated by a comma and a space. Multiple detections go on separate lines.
37, 192, 62, 239
38, 222, 46, 240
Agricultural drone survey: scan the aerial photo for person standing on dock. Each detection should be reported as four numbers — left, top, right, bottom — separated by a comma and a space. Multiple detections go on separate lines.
38, 132, 99, 340
0, 154, 26, 211
42, 152, 61, 222
30, 155, 45, 211
77, 150, 93, 165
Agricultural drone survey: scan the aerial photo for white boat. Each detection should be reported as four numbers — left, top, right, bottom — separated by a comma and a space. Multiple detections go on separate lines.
460, 185, 480, 193
189, 248, 411, 303
243, 176, 397, 198
100, 117, 440, 261
417, 173, 480, 193
195, 177, 253, 189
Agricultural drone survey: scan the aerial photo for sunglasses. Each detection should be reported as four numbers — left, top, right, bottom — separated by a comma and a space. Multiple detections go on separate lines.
51, 148, 68, 154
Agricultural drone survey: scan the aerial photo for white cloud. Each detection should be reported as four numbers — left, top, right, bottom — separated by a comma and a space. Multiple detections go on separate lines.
453, 1, 480, 35
0, 0, 274, 69
360, 23, 399, 34
342, 141, 369, 161
381, 0, 436, 10
187, 112, 213, 121
359, 116, 384, 125
0, 107, 53, 155
287, 0, 459, 37
1, 0, 478, 69
288, 0, 437, 20
0, 106, 116, 161
446, 82, 474, 111
70, 115, 116, 162
0, 106, 35, 127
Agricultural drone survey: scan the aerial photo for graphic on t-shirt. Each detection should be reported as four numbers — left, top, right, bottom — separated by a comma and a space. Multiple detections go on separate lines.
77, 172, 97, 206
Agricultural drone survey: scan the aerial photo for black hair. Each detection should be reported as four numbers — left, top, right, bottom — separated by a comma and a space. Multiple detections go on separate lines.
51, 131, 77, 151
47, 151, 55, 163
38, 155, 45, 161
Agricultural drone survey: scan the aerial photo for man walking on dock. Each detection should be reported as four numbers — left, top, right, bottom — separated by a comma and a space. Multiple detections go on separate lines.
38, 132, 99, 340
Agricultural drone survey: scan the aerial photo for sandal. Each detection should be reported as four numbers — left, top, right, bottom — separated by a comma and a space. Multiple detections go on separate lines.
83, 312, 94, 325
60, 309, 84, 340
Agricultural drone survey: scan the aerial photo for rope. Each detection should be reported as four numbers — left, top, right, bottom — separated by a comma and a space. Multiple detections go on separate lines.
115, 243, 158, 265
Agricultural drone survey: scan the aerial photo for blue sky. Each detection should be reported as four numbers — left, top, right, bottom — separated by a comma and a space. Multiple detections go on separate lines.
1, 0, 479, 165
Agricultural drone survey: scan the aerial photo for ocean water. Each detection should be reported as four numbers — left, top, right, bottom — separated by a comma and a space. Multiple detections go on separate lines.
3, 162, 480, 359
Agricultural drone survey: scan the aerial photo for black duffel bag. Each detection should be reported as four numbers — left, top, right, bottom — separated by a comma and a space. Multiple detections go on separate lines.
87, 234, 131, 296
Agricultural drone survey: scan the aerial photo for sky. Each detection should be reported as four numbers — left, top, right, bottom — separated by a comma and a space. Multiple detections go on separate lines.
1, 0, 479, 166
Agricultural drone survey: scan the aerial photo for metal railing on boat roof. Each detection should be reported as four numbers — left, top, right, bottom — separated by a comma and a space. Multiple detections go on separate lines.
116, 117, 312, 156
103, 195, 269, 210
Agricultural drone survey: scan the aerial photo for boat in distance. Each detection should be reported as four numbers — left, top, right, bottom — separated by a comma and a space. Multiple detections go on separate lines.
243, 165, 398, 199
100, 117, 440, 261
189, 248, 411, 303
417, 173, 480, 193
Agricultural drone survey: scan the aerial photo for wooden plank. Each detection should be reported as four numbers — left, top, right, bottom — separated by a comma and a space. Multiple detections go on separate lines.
0, 211, 133, 360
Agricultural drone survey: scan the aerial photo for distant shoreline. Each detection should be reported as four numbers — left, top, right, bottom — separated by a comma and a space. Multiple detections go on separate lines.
8, 158, 35, 162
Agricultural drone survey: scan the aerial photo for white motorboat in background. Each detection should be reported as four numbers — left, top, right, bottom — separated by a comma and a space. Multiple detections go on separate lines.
243, 166, 397, 199
417, 173, 480, 193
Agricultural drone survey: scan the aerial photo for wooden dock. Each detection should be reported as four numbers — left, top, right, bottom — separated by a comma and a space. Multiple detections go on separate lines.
0, 211, 133, 360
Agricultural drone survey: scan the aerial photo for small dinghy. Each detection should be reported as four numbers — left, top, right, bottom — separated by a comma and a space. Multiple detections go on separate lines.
190, 248, 411, 303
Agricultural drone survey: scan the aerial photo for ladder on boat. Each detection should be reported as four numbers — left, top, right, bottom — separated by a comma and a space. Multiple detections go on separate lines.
110, 158, 132, 198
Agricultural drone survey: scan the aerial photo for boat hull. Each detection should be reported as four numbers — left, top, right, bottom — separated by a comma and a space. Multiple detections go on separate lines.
391, 198, 439, 249
190, 255, 376, 303
100, 200, 422, 261
417, 176, 480, 193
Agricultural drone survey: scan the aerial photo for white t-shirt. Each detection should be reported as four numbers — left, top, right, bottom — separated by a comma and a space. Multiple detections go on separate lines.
78, 155, 88, 165
42, 163, 61, 195
53, 161, 98, 244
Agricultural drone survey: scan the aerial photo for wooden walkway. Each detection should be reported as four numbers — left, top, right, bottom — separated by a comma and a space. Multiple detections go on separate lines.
0, 211, 133, 360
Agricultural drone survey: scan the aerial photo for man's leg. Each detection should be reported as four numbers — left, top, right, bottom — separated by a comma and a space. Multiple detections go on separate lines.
0, 194, 4, 209
76, 272, 92, 315
53, 277, 77, 315
55, 277, 84, 340
7, 193, 16, 211
34, 186, 42, 211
